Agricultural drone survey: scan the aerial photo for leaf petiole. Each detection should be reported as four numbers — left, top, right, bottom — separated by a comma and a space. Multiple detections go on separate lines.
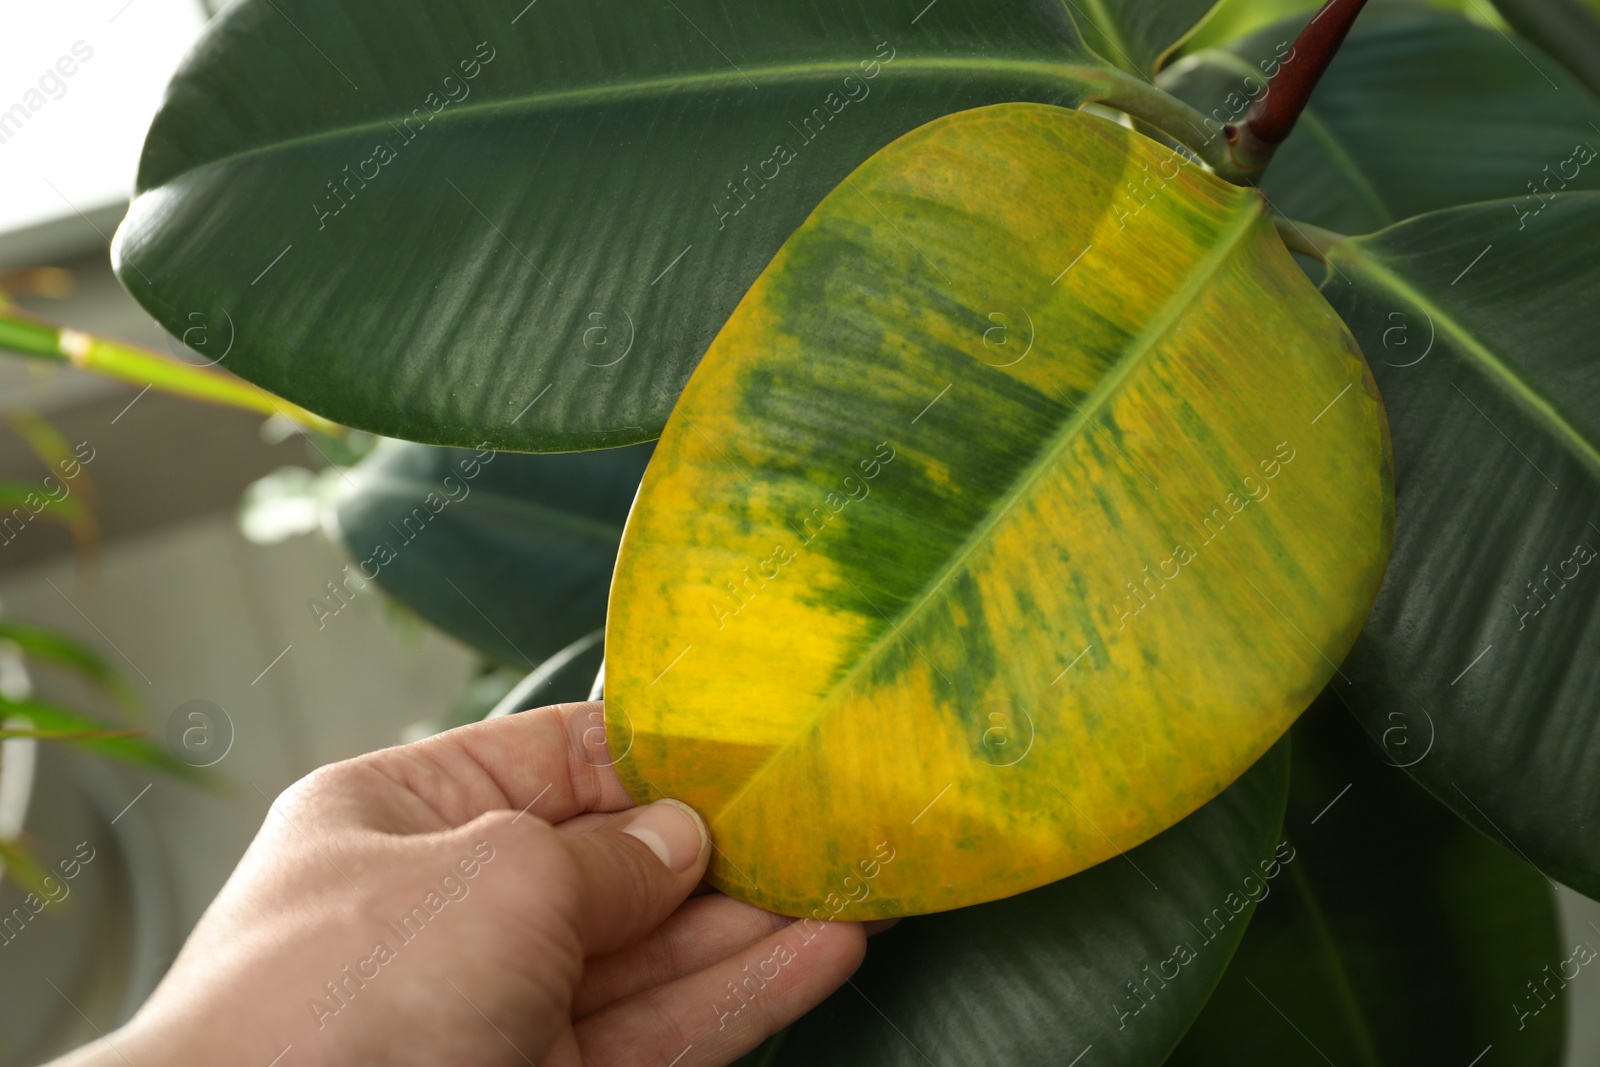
0, 303, 343, 436
1272, 216, 1348, 261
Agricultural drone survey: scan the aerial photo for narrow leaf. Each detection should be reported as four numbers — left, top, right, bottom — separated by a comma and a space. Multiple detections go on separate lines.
0, 620, 138, 713
2, 699, 208, 785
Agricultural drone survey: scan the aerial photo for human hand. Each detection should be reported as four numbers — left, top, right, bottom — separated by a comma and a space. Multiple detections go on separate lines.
54, 702, 866, 1067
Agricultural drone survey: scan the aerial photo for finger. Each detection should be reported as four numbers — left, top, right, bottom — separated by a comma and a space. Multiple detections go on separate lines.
540, 1026, 583, 1067
321, 702, 635, 833
554, 810, 623, 835
575, 918, 866, 1066
573, 894, 792, 1017
560, 798, 712, 956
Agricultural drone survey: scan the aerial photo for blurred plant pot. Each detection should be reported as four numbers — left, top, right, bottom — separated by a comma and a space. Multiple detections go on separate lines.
0, 732, 177, 1066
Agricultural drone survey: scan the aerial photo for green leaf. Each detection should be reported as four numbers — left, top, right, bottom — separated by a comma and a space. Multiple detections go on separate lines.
0, 837, 50, 897
1072, 0, 1225, 78
484, 629, 605, 719
769, 741, 1289, 1066
111, 0, 1187, 451
607, 103, 1390, 917
0, 619, 138, 713
1178, 0, 1320, 55
1158, 6, 1600, 234
0, 698, 208, 784
8, 412, 93, 499
0, 483, 90, 537
1170, 695, 1565, 1064
1313, 191, 1600, 899
1490, 0, 1600, 96
330, 440, 651, 667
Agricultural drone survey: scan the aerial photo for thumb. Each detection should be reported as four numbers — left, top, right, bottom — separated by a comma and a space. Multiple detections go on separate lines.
558, 799, 712, 956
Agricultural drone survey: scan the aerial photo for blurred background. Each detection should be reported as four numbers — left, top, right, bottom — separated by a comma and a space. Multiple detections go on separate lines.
0, 3, 479, 1061
0, 0, 1596, 1064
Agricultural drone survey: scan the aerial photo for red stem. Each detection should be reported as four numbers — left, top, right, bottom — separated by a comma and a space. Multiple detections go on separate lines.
1226, 0, 1372, 175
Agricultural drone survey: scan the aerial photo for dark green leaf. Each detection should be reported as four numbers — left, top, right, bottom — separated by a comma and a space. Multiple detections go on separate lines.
486, 629, 604, 718
1170, 695, 1565, 1065
114, 0, 1136, 451
1158, 6, 1600, 234
0, 619, 137, 713
768, 741, 1289, 1066
1072, 0, 1223, 77
1178, 0, 1318, 55
1491, 0, 1600, 97
0, 698, 208, 785
330, 440, 651, 666
1314, 191, 1600, 899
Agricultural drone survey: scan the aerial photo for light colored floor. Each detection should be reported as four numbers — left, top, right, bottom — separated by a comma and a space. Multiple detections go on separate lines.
2, 510, 1597, 1062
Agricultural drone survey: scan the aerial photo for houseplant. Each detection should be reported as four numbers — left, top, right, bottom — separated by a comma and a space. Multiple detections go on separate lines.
4, 0, 1597, 1059
0, 414, 200, 1066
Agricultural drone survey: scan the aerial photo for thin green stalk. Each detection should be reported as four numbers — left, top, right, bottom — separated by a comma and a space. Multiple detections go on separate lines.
1090, 68, 1258, 184
0, 303, 343, 436
1272, 215, 1347, 261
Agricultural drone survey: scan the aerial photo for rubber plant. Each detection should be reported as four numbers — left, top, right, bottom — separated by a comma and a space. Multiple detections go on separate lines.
41, 0, 1597, 1059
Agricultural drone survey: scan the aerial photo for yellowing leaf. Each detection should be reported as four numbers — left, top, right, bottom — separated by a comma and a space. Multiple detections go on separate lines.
606, 103, 1390, 919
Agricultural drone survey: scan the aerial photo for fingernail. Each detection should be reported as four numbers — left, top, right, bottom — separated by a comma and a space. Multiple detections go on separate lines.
621, 799, 707, 872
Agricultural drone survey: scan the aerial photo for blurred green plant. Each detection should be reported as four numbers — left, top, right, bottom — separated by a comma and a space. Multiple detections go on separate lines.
0, 416, 204, 892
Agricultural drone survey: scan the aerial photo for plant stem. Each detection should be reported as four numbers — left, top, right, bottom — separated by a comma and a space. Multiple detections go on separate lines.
1090, 68, 1259, 184
1489, 0, 1600, 97
1272, 215, 1347, 261
1225, 0, 1372, 178
0, 303, 343, 436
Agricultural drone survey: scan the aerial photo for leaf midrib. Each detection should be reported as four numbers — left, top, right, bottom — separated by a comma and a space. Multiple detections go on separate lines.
1289, 859, 1384, 1067
140, 57, 1117, 191
712, 194, 1264, 825
1328, 236, 1600, 477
